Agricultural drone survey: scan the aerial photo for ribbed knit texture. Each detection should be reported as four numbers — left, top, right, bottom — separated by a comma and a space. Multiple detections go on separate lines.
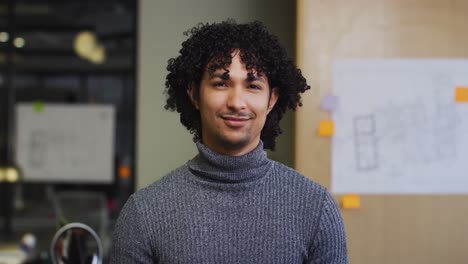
110, 141, 348, 263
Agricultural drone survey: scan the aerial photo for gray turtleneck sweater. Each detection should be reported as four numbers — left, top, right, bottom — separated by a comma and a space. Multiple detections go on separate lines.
110, 142, 348, 263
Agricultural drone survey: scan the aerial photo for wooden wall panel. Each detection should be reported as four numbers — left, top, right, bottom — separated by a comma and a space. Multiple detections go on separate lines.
296, 1, 468, 263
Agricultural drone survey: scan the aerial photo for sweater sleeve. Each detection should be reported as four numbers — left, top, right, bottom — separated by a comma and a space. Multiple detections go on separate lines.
109, 195, 154, 264
307, 190, 349, 264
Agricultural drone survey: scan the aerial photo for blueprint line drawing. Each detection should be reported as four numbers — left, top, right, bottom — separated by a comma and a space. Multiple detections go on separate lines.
331, 59, 468, 194
353, 115, 378, 171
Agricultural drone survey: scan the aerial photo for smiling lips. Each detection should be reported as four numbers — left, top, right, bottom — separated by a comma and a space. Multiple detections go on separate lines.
221, 115, 252, 128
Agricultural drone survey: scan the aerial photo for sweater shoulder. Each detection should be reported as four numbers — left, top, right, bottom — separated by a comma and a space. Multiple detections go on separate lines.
270, 160, 327, 194
131, 163, 189, 203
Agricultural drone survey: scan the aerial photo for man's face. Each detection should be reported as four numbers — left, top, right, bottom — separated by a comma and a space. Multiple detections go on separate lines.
188, 51, 278, 156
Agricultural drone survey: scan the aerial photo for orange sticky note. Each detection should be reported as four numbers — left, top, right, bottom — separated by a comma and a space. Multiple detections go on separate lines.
119, 165, 131, 179
341, 194, 360, 209
455, 86, 468, 102
318, 120, 334, 137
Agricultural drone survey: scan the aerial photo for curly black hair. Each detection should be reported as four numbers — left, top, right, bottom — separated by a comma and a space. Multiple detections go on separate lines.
164, 20, 310, 150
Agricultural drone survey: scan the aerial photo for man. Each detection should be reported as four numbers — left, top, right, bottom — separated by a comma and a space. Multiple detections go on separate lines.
111, 20, 348, 263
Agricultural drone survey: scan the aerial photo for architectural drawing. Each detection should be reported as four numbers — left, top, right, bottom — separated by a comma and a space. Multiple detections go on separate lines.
332, 59, 468, 194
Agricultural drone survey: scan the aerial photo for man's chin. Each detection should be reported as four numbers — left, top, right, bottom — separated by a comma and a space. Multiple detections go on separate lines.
217, 134, 260, 153
219, 138, 250, 150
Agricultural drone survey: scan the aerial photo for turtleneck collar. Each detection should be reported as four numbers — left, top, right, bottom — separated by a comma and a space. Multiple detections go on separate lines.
188, 141, 273, 184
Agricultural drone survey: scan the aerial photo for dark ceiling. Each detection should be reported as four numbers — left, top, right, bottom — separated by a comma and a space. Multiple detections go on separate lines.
0, 0, 136, 73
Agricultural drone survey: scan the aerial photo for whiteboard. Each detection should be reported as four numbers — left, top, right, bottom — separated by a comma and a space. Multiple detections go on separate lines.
15, 104, 115, 183
332, 59, 468, 194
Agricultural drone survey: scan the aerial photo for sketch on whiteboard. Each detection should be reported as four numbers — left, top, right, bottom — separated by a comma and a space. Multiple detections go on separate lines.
15, 104, 115, 183
353, 114, 378, 171
332, 59, 468, 194
29, 130, 47, 169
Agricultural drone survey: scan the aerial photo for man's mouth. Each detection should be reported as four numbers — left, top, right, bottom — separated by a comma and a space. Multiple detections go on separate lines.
221, 115, 251, 128
222, 115, 250, 121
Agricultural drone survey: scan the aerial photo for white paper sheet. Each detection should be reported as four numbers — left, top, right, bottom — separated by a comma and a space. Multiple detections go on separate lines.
15, 104, 115, 183
332, 59, 468, 194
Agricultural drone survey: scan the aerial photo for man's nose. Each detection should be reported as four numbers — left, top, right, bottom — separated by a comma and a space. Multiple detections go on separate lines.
226, 86, 246, 110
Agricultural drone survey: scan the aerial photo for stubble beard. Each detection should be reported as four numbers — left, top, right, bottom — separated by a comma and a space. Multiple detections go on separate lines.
216, 127, 253, 152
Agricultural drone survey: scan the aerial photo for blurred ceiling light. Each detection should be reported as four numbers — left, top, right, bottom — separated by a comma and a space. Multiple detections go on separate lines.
74, 31, 107, 64
88, 45, 106, 64
0, 167, 20, 183
0, 32, 9, 42
14, 37, 26, 48
74, 31, 97, 58
5, 167, 19, 183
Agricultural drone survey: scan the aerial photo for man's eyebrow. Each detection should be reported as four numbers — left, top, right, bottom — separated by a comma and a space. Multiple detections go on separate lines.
209, 72, 229, 80
208, 72, 266, 83
247, 74, 266, 83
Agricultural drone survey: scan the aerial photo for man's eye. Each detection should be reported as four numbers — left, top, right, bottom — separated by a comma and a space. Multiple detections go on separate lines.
213, 82, 226, 87
248, 84, 261, 90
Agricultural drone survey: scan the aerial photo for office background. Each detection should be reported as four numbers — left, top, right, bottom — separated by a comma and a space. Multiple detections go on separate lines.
296, 0, 468, 263
1, 0, 467, 263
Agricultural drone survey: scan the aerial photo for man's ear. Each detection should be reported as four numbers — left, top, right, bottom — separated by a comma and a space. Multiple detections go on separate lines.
187, 83, 199, 109
267, 87, 279, 114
